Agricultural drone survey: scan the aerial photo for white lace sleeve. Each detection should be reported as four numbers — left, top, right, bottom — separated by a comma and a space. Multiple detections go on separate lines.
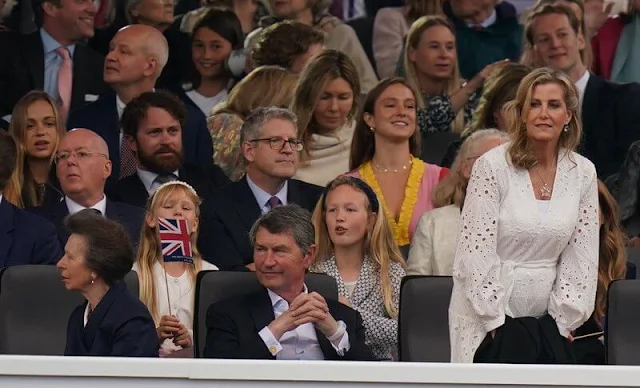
548, 164, 599, 337
453, 155, 506, 332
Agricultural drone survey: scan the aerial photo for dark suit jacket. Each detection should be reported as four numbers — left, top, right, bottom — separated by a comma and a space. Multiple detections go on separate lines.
581, 75, 640, 178
65, 281, 159, 357
112, 164, 229, 208
0, 30, 109, 118
31, 197, 144, 249
203, 288, 374, 361
66, 93, 214, 188
0, 198, 62, 267
200, 177, 323, 270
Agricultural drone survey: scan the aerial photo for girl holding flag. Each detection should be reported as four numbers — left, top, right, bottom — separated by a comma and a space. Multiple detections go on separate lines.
134, 181, 218, 357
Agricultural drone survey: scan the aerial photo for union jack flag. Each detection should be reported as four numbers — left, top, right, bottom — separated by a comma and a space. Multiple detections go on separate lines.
159, 218, 193, 263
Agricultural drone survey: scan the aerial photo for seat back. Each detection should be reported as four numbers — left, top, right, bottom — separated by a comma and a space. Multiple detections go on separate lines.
0, 266, 139, 355
193, 271, 338, 358
398, 276, 453, 362
421, 132, 461, 166
607, 279, 640, 365
625, 247, 640, 278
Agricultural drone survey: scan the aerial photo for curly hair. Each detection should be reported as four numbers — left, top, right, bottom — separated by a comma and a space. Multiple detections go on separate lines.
252, 20, 325, 70
596, 180, 627, 328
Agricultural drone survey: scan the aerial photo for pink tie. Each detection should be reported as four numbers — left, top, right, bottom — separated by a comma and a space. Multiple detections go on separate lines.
56, 47, 72, 123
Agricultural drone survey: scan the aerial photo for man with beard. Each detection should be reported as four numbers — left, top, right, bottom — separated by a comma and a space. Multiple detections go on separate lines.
113, 91, 229, 208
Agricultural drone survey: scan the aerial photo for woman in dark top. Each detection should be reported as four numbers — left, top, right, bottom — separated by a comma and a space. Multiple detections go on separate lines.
58, 210, 158, 357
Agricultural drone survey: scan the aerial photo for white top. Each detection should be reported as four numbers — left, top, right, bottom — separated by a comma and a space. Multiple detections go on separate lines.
257, 285, 350, 359
343, 281, 357, 299
575, 70, 590, 109
132, 260, 218, 355
449, 144, 599, 363
185, 89, 228, 117
246, 174, 288, 214
65, 195, 107, 216
407, 204, 461, 276
537, 200, 550, 215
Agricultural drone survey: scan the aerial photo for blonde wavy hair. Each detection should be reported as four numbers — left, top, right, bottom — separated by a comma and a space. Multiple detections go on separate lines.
136, 183, 206, 325
432, 129, 509, 208
211, 65, 299, 118
404, 15, 465, 132
4, 91, 65, 208
504, 67, 581, 170
291, 49, 360, 162
311, 176, 405, 319
595, 180, 627, 328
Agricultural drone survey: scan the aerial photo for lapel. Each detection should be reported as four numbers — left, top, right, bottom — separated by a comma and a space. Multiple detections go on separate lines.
249, 289, 277, 360
234, 177, 262, 230
105, 198, 120, 220
70, 45, 88, 109
22, 31, 45, 89
52, 200, 71, 242
320, 257, 376, 309
287, 180, 307, 209
82, 282, 125, 351
0, 200, 16, 267
118, 175, 149, 208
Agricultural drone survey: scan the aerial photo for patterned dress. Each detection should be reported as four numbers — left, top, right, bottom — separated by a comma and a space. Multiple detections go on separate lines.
312, 256, 405, 361
417, 92, 480, 134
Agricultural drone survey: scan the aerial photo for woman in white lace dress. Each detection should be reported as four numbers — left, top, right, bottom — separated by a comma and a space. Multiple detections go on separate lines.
449, 68, 599, 363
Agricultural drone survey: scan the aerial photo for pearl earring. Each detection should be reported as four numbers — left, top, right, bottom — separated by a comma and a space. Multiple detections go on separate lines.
563, 124, 569, 132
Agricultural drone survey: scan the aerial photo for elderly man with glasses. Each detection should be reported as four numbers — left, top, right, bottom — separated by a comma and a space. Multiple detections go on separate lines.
200, 107, 323, 271
31, 128, 145, 250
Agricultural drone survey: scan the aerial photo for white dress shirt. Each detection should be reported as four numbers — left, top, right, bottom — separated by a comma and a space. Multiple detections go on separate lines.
132, 260, 218, 355
257, 286, 350, 360
574, 70, 591, 110
83, 303, 91, 327
65, 195, 107, 216
246, 175, 288, 214
137, 169, 180, 194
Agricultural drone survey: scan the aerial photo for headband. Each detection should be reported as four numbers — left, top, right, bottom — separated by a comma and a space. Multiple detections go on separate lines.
150, 181, 199, 208
322, 176, 380, 213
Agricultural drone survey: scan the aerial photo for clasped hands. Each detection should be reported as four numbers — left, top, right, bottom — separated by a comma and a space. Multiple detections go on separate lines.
267, 292, 339, 341
157, 315, 192, 348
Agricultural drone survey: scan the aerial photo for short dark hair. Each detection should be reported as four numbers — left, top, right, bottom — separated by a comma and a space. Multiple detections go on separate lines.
526, 4, 581, 46
252, 21, 325, 69
0, 131, 17, 192
65, 209, 134, 286
34, 0, 61, 27
121, 91, 187, 138
249, 204, 315, 254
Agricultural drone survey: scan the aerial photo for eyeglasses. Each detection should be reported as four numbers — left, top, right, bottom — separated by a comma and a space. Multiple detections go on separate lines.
54, 150, 109, 163
249, 137, 304, 151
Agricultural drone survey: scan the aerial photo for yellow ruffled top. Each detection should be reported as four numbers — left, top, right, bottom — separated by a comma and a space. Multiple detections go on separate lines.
358, 155, 425, 246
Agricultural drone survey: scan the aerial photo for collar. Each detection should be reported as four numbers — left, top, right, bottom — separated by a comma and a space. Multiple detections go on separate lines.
40, 28, 76, 56
65, 195, 107, 216
467, 9, 497, 29
246, 174, 288, 209
575, 70, 591, 103
83, 302, 91, 327
266, 284, 309, 309
116, 95, 126, 119
0, 194, 3, 205
137, 168, 180, 193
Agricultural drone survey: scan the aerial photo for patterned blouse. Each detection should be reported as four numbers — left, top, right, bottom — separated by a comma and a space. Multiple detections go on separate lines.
417, 91, 480, 134
312, 256, 405, 361
206, 112, 246, 182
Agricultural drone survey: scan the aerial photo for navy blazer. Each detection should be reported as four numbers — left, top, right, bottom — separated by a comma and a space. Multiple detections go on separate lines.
0, 30, 109, 118
200, 177, 323, 270
65, 282, 159, 357
31, 197, 144, 250
0, 198, 62, 267
66, 93, 214, 188
203, 288, 375, 361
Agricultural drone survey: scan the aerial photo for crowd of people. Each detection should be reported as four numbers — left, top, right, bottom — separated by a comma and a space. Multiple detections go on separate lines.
0, 0, 639, 365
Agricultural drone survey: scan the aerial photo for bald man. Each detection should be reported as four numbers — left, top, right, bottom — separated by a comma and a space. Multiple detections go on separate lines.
30, 128, 145, 249
67, 24, 213, 187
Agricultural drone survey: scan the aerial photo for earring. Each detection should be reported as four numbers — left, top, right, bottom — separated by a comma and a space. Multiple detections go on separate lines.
563, 124, 569, 132
369, 126, 375, 133
90, 274, 96, 285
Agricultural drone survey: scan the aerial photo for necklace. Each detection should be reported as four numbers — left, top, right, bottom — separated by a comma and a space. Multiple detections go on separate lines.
373, 158, 413, 173
534, 167, 553, 199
